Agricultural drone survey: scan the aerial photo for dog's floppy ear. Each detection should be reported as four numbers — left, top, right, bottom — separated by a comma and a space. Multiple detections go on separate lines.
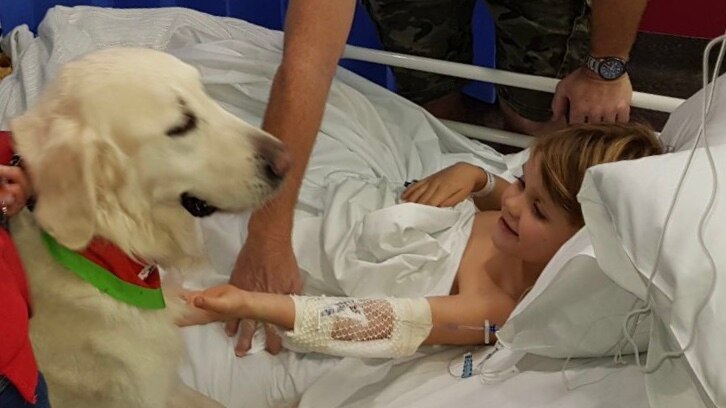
12, 109, 98, 250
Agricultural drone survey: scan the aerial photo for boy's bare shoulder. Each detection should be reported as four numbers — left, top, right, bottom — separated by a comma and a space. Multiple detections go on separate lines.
470, 210, 500, 241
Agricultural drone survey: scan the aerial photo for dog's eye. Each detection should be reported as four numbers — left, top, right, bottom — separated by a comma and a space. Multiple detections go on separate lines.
166, 112, 197, 137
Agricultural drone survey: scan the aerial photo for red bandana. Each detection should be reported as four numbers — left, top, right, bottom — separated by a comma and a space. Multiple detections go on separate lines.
81, 239, 161, 289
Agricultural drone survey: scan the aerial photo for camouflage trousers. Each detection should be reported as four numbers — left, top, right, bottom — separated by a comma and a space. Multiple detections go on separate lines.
360, 0, 591, 122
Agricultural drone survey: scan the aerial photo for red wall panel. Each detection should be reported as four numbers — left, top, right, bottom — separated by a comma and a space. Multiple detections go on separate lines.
639, 0, 726, 38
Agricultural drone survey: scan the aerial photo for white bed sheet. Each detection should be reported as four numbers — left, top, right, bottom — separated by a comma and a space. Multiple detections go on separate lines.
0, 5, 650, 408
180, 323, 649, 408
337, 349, 649, 408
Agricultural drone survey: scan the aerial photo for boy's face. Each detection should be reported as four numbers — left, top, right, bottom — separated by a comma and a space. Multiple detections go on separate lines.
492, 156, 580, 265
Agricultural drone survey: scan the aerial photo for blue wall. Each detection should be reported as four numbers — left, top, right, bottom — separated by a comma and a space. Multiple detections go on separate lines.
0, 0, 495, 102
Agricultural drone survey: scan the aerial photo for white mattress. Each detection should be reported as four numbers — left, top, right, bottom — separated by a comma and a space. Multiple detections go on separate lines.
0, 5, 651, 408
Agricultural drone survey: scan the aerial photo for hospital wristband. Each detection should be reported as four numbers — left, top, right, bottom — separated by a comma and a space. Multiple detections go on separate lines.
471, 169, 496, 198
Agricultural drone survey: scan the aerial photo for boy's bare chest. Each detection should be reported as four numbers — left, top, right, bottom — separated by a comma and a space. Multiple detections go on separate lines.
452, 211, 524, 301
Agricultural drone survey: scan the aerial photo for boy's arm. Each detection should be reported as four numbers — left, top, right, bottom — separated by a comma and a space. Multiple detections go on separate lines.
185, 288, 296, 329
423, 293, 515, 345
402, 162, 510, 209
191, 287, 516, 348
242, 291, 296, 328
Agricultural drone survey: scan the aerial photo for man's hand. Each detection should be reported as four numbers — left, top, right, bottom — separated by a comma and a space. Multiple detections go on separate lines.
551, 67, 632, 125
226, 218, 302, 357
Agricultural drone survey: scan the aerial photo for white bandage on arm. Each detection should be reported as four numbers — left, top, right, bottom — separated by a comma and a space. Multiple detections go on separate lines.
281, 296, 433, 358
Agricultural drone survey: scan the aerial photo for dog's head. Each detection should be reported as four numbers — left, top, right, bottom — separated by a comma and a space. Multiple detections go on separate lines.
11, 47, 289, 265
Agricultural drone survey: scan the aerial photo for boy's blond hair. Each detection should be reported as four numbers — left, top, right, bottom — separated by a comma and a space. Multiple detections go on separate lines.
533, 122, 664, 225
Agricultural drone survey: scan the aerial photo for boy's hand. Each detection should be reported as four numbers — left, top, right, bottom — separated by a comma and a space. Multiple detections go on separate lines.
183, 284, 250, 324
177, 302, 221, 327
0, 165, 32, 217
401, 163, 487, 207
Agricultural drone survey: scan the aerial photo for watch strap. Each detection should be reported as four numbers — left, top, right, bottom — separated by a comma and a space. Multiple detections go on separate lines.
584, 55, 627, 80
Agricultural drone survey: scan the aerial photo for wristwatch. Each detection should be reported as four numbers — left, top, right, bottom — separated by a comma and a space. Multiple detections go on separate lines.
584, 55, 628, 81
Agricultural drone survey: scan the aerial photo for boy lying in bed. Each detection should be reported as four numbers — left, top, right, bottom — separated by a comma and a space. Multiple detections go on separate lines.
184, 122, 663, 358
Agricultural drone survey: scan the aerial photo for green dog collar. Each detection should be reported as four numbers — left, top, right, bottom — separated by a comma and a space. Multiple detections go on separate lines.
41, 231, 166, 310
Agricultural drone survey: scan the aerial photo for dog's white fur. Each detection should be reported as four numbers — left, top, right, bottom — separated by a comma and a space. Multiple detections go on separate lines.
10, 48, 286, 408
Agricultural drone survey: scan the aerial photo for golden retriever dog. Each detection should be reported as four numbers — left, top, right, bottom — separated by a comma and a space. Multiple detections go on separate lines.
9, 48, 289, 408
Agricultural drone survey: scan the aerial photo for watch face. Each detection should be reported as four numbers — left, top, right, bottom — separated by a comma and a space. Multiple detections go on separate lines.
598, 58, 626, 80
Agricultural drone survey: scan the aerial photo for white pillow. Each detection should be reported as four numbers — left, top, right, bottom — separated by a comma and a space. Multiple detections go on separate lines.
659, 73, 726, 151
578, 145, 726, 407
496, 228, 650, 359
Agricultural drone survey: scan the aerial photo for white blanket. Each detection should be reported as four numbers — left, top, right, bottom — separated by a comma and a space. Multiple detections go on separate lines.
0, 6, 513, 407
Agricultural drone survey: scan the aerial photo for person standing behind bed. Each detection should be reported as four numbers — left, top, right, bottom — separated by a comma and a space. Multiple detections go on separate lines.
0, 131, 52, 408
226, 0, 648, 357
186, 123, 663, 361
361, 0, 648, 135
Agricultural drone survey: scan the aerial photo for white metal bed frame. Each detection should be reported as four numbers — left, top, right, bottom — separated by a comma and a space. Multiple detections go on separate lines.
342, 44, 685, 148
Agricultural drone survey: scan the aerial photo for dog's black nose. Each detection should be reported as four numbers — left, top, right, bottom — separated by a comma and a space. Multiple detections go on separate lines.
255, 136, 291, 181
264, 162, 282, 183
269, 151, 291, 179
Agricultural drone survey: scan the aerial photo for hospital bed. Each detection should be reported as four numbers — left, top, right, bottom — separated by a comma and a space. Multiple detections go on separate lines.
0, 5, 722, 408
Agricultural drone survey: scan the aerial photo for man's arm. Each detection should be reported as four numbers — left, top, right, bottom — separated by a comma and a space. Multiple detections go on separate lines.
589, 0, 648, 59
260, 0, 357, 220
551, 0, 648, 124
227, 0, 357, 356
